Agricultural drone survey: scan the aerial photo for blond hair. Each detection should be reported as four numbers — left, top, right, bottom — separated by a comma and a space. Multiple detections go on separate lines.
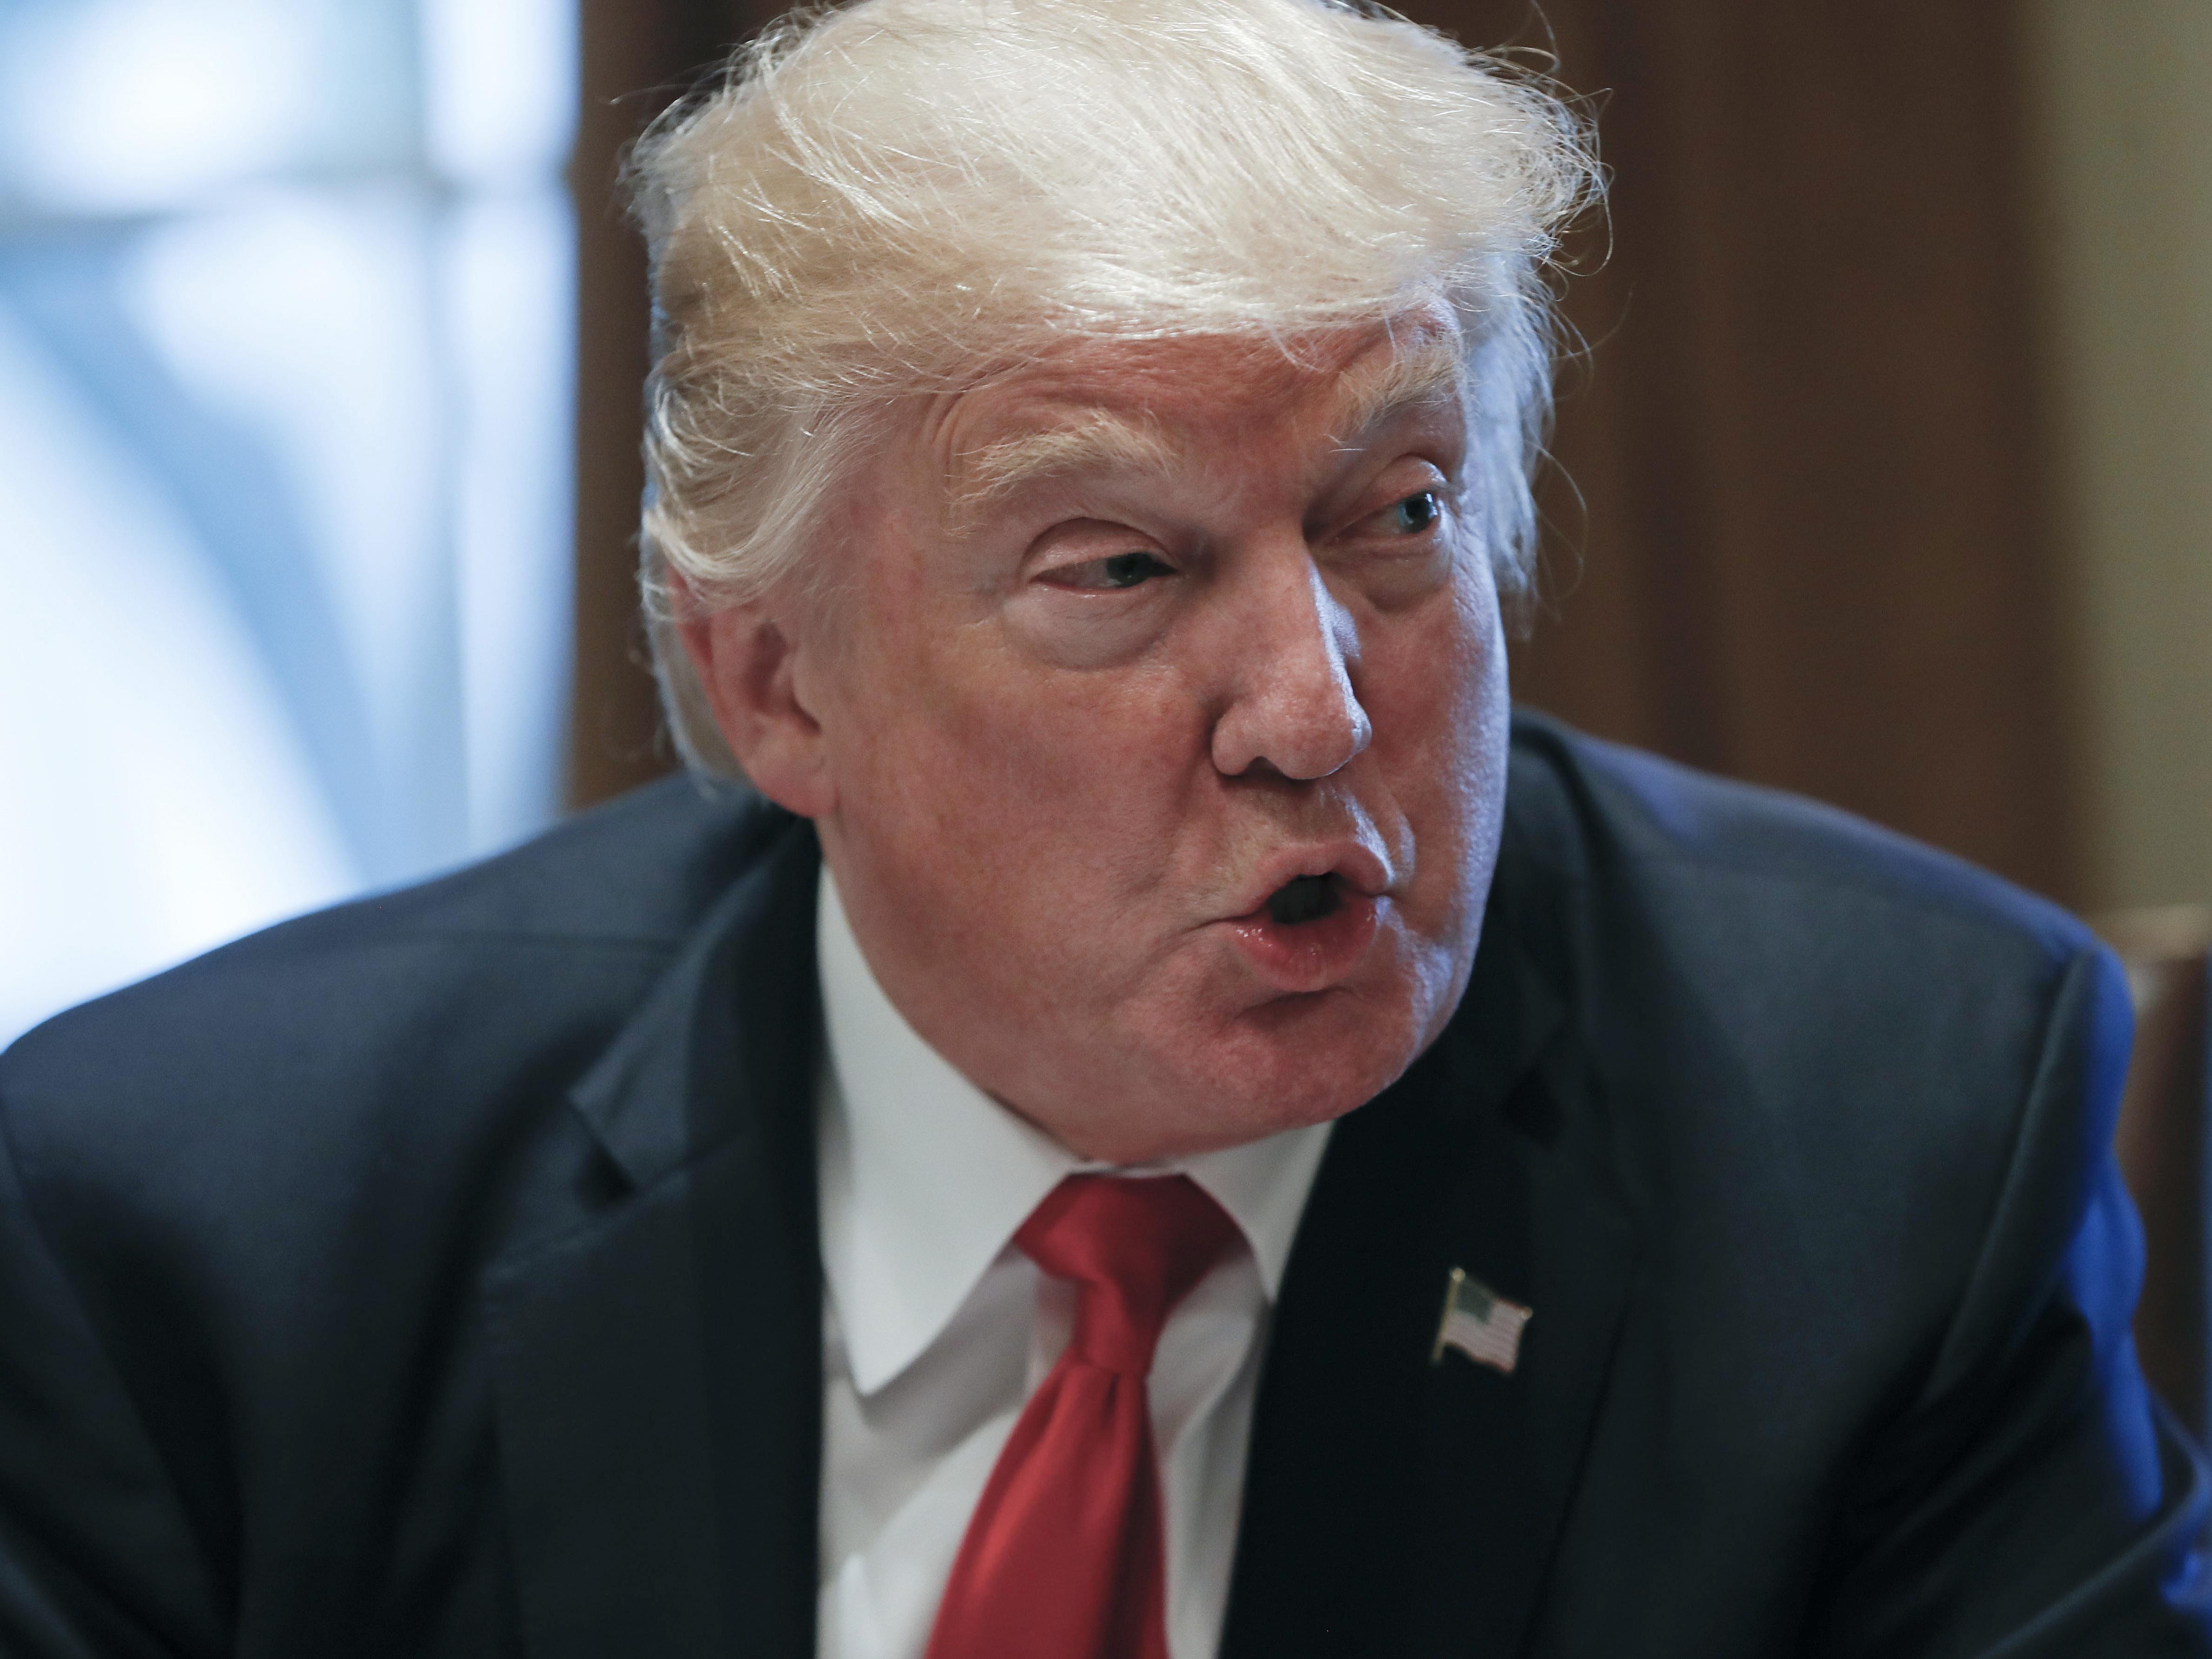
629, 0, 1596, 776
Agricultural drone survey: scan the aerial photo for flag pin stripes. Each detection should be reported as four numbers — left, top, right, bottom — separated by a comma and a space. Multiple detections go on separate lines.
1430, 1266, 1532, 1375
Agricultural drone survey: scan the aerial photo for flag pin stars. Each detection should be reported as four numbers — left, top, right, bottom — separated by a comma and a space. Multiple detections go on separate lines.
1430, 1266, 1532, 1375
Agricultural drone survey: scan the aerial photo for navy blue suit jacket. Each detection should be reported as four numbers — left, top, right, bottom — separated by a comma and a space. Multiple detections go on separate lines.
2, 712, 2207, 1656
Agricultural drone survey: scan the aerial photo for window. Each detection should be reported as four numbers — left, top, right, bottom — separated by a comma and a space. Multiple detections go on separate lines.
0, 0, 579, 1043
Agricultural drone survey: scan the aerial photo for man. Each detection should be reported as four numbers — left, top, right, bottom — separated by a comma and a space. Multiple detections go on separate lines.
1, 0, 2205, 1654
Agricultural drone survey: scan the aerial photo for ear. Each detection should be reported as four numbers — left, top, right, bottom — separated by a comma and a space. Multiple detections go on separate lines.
676, 589, 837, 819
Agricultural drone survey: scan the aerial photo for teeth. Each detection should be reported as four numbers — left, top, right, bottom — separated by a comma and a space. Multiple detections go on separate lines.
1266, 874, 1339, 927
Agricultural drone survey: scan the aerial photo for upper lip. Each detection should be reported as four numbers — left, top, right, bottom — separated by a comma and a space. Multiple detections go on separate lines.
1225, 842, 1392, 920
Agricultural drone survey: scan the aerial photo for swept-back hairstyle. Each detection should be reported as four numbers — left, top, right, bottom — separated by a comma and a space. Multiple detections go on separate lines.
629, 0, 1596, 776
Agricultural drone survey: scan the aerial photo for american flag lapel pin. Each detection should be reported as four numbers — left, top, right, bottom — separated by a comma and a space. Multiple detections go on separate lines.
1429, 1266, 1532, 1375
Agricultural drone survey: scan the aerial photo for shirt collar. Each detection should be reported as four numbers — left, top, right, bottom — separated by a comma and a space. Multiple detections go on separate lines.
814, 869, 1333, 1397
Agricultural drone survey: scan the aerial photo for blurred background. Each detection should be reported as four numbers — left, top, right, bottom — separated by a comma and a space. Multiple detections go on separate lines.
5, 0, 2211, 1045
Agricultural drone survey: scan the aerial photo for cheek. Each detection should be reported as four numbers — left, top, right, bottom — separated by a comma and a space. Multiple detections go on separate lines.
835, 614, 1203, 902
1372, 570, 1503, 773
1364, 571, 1508, 911
1447, 573, 1511, 804
1440, 568, 1511, 848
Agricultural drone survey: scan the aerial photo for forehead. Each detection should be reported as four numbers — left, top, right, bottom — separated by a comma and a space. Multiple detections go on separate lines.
925, 311, 1468, 514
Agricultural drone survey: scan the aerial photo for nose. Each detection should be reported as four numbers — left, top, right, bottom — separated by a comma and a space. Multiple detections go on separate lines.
1209, 549, 1372, 781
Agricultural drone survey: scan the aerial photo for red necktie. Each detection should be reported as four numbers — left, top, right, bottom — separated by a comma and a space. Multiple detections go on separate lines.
924, 1173, 1241, 1659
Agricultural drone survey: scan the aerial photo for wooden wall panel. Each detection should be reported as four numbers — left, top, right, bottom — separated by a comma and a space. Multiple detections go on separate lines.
1421, 0, 2083, 901
568, 0, 768, 807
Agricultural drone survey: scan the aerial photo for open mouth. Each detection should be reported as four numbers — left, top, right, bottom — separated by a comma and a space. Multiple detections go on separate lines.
1230, 869, 1379, 992
1266, 872, 1345, 927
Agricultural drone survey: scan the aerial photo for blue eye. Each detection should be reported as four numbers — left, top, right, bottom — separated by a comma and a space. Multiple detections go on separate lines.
1389, 492, 1441, 534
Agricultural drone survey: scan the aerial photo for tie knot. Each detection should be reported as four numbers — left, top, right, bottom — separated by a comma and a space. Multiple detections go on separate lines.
1016, 1174, 1241, 1376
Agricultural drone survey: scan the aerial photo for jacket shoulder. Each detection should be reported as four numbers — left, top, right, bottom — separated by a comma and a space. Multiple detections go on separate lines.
8, 776, 772, 1053
1503, 708, 2092, 969
0, 777, 796, 1197
1482, 747, 2198, 1659
1498, 709, 2125, 1274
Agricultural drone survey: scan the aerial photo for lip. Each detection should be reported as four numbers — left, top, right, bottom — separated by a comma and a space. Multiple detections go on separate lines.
1225, 842, 1392, 920
1218, 842, 1393, 995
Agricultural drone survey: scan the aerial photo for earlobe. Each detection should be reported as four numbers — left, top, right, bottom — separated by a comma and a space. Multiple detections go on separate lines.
677, 601, 838, 818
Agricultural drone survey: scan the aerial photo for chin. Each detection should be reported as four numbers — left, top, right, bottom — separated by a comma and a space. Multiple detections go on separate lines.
1047, 922, 1474, 1163
1137, 977, 1439, 1157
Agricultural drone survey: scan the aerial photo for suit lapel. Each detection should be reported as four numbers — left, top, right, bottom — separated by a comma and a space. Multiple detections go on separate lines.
485, 815, 824, 1659
1222, 863, 1640, 1659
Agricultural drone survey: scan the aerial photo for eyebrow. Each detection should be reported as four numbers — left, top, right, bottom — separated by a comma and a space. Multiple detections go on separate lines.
940, 337, 1467, 534
1325, 339, 1467, 451
944, 409, 1180, 535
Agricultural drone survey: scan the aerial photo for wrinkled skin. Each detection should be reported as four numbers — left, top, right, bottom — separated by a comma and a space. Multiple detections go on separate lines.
682, 311, 1510, 1163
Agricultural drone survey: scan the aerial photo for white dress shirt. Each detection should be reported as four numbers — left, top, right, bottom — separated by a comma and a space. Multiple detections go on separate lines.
813, 873, 1333, 1659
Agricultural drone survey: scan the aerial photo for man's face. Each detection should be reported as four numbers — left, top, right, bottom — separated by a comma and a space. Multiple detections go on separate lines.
719, 313, 1510, 1163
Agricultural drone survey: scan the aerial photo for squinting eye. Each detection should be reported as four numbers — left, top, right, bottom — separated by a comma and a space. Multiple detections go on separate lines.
1388, 492, 1442, 535
1046, 550, 1175, 591
1100, 552, 1166, 588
